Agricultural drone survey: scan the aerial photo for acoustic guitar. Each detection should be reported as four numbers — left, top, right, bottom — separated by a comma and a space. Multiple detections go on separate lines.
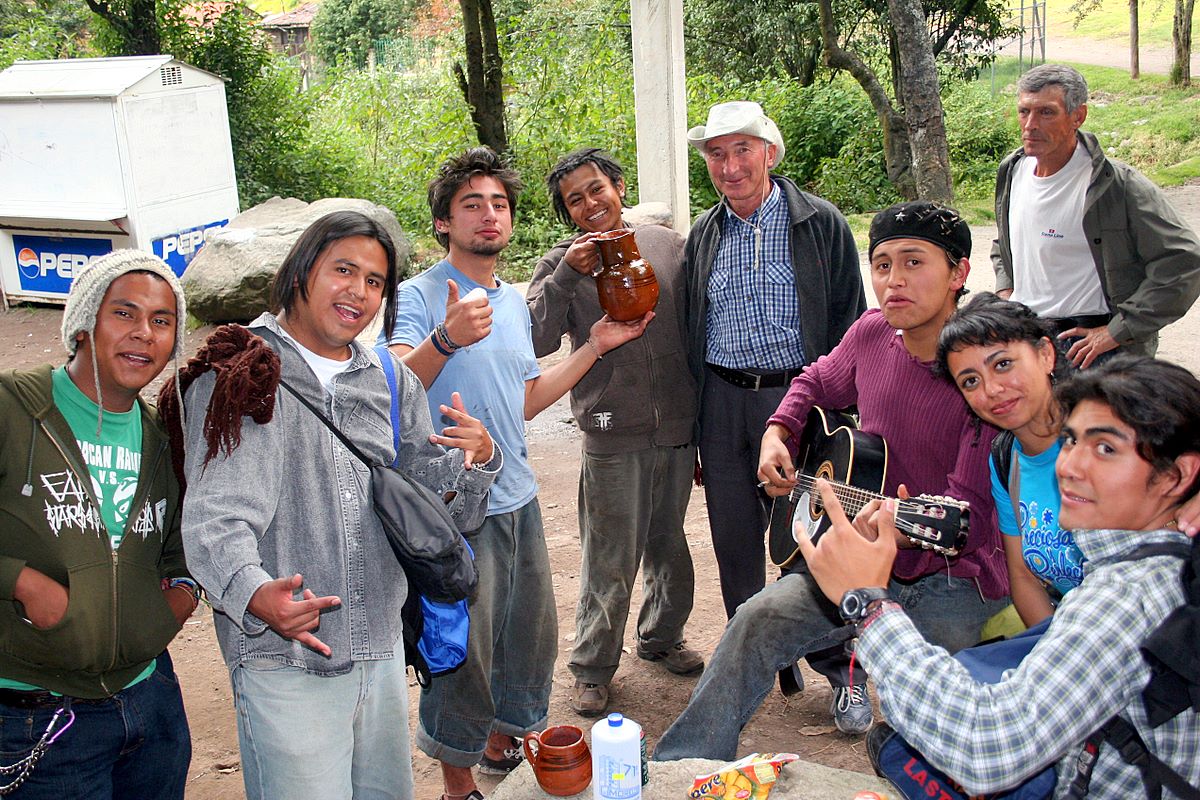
766, 407, 970, 569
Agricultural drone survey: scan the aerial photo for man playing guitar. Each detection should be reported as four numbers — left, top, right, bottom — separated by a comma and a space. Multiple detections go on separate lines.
654, 201, 1011, 758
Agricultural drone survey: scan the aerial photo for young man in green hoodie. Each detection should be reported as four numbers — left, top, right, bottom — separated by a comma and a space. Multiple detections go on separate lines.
0, 250, 197, 799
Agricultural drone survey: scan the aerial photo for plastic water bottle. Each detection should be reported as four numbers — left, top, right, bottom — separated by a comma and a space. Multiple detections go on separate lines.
591, 713, 642, 799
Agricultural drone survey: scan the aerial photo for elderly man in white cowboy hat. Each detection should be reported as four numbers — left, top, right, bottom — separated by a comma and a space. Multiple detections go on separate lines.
680, 100, 869, 732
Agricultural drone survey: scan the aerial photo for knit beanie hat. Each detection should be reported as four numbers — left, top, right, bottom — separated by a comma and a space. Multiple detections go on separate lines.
62, 249, 187, 359
868, 201, 972, 262
61, 249, 187, 432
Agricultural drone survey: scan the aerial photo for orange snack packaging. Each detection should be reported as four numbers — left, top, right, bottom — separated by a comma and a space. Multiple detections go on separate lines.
686, 752, 800, 800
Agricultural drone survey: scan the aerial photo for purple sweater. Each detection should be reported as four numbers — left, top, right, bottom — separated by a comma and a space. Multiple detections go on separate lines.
768, 310, 1009, 599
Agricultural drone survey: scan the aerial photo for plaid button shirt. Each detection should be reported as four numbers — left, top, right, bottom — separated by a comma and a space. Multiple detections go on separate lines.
860, 527, 1199, 798
704, 183, 806, 370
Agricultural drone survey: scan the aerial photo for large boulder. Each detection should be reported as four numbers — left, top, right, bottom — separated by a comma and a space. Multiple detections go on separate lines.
184, 197, 412, 323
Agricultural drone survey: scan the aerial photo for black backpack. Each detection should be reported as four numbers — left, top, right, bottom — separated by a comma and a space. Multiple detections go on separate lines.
1062, 536, 1199, 799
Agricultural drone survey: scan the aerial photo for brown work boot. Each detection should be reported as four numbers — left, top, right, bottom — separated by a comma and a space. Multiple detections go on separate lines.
636, 641, 704, 675
570, 680, 610, 717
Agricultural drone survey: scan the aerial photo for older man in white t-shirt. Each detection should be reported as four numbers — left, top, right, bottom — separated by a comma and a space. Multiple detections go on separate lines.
992, 64, 1200, 368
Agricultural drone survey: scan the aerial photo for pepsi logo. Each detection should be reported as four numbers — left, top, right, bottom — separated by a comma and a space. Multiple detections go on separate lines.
16, 247, 39, 280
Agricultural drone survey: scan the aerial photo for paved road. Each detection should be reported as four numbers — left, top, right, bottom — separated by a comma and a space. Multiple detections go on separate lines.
997, 30, 1199, 75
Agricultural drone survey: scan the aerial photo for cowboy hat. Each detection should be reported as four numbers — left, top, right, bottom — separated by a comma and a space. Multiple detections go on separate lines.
686, 101, 785, 168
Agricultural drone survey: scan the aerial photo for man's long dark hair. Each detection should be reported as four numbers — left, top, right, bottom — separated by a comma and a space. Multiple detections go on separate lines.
270, 210, 400, 338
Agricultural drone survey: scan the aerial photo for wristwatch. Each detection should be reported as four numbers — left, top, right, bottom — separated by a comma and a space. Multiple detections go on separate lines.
839, 587, 893, 624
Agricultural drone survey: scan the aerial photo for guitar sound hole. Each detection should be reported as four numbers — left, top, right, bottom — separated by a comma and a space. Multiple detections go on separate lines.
809, 461, 834, 520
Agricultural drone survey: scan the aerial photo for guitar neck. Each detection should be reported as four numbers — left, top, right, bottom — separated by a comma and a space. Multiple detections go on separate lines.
790, 474, 884, 516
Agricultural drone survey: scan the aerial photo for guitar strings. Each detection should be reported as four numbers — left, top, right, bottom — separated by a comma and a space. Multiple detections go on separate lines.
786, 475, 947, 537
788, 474, 929, 514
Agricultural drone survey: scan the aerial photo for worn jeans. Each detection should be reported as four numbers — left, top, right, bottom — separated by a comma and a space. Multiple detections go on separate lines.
570, 444, 696, 685
653, 571, 1010, 761
699, 369, 792, 618
231, 651, 412, 800
417, 499, 557, 767
0, 653, 190, 800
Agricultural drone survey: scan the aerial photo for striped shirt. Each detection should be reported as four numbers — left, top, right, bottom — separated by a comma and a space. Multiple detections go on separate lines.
860, 527, 1199, 798
704, 182, 806, 369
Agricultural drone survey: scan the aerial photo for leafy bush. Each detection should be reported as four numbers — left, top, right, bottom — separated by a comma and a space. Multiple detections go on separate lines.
311, 0, 416, 68
0, 0, 96, 69
814, 125, 901, 213
943, 81, 1017, 201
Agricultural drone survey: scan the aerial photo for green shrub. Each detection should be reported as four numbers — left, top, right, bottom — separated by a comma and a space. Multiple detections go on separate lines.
943, 81, 1018, 201
814, 125, 901, 213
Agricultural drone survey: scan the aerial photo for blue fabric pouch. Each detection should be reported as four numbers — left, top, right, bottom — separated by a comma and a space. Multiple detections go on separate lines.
377, 346, 472, 686
870, 618, 1057, 800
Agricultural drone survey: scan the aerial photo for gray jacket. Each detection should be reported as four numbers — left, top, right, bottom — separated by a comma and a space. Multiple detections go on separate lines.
182, 313, 495, 675
684, 175, 866, 416
526, 223, 696, 454
992, 131, 1200, 355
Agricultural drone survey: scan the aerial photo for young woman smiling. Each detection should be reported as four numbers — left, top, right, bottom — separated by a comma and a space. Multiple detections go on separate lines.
937, 293, 1082, 626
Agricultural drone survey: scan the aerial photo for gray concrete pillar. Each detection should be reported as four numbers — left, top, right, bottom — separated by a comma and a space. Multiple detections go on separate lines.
630, 0, 690, 233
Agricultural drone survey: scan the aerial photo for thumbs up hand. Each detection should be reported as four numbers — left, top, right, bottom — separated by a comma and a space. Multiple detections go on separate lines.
442, 279, 493, 350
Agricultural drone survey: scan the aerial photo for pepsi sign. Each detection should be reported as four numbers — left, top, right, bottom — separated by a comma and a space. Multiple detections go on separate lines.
13, 235, 113, 294
152, 220, 227, 277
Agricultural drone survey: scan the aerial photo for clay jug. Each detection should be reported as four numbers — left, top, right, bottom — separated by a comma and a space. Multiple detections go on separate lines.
593, 229, 659, 322
523, 724, 592, 796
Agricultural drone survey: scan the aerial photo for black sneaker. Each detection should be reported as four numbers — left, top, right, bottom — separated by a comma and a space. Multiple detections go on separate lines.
478, 737, 523, 776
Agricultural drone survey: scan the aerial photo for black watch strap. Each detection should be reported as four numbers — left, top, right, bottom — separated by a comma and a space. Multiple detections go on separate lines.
839, 587, 893, 623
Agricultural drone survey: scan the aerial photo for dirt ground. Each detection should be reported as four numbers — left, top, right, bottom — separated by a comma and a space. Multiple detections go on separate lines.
4, 182, 1200, 798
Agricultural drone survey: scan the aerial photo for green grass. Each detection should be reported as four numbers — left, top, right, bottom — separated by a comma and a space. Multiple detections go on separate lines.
1044, 0, 1196, 47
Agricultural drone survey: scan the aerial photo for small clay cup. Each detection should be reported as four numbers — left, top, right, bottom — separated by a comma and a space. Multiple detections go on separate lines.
592, 229, 659, 322
523, 724, 592, 796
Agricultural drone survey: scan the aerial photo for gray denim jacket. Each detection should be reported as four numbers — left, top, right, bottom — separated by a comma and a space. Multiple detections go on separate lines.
182, 313, 497, 675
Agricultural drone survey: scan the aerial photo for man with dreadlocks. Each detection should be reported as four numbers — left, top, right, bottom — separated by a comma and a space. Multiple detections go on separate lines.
0, 250, 196, 798
172, 211, 498, 800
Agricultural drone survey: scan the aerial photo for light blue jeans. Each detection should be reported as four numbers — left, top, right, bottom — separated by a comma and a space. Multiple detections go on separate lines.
231, 653, 413, 800
416, 499, 557, 767
653, 571, 1010, 761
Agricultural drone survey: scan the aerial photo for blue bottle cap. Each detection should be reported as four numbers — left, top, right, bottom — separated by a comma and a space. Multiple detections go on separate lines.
607, 712, 623, 726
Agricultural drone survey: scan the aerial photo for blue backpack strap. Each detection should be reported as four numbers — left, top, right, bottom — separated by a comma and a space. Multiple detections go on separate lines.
375, 345, 402, 468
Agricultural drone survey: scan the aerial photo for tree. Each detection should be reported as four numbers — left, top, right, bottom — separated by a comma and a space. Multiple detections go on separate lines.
816, 0, 962, 201
1171, 0, 1194, 86
454, 0, 507, 153
887, 0, 953, 200
1131, 0, 1140, 78
84, 0, 159, 55
0, 0, 96, 68
686, 0, 1013, 200
311, 0, 414, 68
684, 0, 822, 84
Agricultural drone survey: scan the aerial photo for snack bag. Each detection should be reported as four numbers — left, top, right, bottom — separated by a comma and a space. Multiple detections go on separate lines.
687, 752, 800, 799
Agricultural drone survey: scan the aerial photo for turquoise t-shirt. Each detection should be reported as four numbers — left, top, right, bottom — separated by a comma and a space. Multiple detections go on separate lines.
51, 366, 142, 550
990, 437, 1087, 596
383, 259, 540, 515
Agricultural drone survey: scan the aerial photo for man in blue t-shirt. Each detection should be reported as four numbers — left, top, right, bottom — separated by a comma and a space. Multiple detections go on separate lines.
380, 146, 650, 800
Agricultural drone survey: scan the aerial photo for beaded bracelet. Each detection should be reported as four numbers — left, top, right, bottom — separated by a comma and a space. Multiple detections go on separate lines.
162, 577, 202, 609
437, 321, 465, 351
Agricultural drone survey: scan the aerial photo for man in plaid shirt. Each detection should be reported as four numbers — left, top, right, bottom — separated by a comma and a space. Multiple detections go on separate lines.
797, 356, 1200, 798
